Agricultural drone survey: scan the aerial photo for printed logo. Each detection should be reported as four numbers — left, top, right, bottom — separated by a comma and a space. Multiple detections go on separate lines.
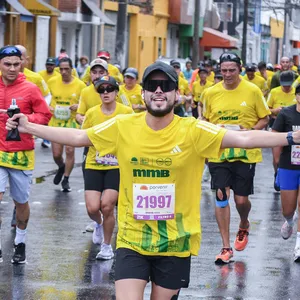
170, 145, 182, 154
130, 157, 139, 165
240, 101, 247, 106
133, 169, 170, 177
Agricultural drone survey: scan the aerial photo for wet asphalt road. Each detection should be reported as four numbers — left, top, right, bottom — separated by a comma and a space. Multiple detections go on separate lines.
1, 141, 300, 300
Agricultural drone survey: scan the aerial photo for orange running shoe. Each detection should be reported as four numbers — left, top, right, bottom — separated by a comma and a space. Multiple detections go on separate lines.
234, 227, 249, 251
215, 248, 233, 264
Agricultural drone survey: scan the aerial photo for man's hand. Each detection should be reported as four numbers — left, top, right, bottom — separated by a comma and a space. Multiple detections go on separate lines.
273, 107, 282, 115
292, 131, 300, 144
5, 113, 29, 133
70, 104, 78, 111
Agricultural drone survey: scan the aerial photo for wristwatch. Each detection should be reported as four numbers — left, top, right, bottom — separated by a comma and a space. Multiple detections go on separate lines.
286, 131, 295, 145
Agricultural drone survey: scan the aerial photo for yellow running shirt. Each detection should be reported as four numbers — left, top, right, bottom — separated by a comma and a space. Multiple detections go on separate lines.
192, 80, 214, 103
48, 76, 86, 128
178, 77, 190, 96
292, 76, 300, 88
24, 68, 49, 97
87, 114, 226, 257
118, 84, 144, 112
38, 70, 59, 83
0, 151, 34, 170
77, 84, 102, 116
243, 75, 268, 93
267, 86, 296, 109
203, 80, 271, 163
83, 103, 133, 170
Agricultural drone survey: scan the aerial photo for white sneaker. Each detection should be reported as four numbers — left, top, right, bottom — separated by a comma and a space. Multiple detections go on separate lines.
202, 165, 210, 182
281, 221, 293, 240
294, 247, 300, 262
92, 223, 104, 245
96, 243, 114, 260
85, 221, 95, 232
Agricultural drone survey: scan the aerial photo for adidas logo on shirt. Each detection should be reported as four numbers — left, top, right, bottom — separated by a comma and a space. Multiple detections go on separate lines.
240, 101, 247, 106
170, 145, 182, 154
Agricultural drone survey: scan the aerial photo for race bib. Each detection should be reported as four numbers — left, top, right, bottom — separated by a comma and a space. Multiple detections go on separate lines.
217, 124, 240, 131
291, 145, 300, 165
133, 183, 175, 221
54, 105, 71, 120
95, 152, 118, 166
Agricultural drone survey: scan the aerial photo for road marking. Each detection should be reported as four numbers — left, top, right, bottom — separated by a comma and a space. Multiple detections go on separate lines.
78, 202, 85, 205
32, 202, 42, 205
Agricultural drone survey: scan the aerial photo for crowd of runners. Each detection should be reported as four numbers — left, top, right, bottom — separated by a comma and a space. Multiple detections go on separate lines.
1, 44, 300, 299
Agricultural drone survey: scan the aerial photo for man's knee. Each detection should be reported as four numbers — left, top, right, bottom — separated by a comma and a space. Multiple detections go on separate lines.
216, 188, 230, 208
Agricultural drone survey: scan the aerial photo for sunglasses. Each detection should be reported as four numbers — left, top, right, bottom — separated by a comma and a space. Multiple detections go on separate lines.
219, 53, 241, 64
98, 86, 116, 94
0, 46, 20, 55
143, 80, 177, 92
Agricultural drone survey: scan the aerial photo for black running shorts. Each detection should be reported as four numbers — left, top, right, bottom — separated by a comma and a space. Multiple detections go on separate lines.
84, 169, 120, 192
209, 161, 256, 196
115, 248, 191, 290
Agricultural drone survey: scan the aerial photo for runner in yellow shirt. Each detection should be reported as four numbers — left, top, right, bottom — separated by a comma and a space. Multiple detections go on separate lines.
267, 71, 297, 191
8, 61, 300, 298
118, 67, 146, 112
76, 58, 108, 125
48, 57, 86, 192
38, 57, 59, 83
81, 49, 123, 85
244, 64, 268, 96
203, 52, 271, 264
82, 76, 133, 260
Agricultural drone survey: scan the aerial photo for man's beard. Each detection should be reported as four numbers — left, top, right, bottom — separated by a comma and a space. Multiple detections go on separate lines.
145, 96, 176, 117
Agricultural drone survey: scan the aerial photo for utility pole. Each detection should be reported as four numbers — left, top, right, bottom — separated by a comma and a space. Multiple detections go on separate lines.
282, 0, 290, 57
241, 0, 248, 64
223, 0, 228, 35
192, 0, 200, 69
115, 0, 127, 69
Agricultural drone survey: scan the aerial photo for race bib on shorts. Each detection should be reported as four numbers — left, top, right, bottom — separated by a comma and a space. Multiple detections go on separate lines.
133, 183, 175, 221
291, 145, 300, 165
95, 152, 118, 166
54, 105, 71, 120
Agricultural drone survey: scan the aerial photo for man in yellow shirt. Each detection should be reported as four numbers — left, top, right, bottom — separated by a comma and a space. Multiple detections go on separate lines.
38, 57, 59, 83
244, 64, 268, 96
203, 52, 271, 264
267, 71, 297, 191
81, 49, 123, 85
82, 76, 133, 260
48, 57, 86, 192
7, 60, 300, 298
204, 60, 215, 83
76, 58, 108, 125
118, 67, 145, 112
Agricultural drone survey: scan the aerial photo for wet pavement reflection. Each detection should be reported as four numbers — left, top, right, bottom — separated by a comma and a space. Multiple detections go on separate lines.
1, 148, 300, 299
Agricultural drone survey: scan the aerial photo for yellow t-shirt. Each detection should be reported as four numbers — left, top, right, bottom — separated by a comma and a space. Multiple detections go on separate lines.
244, 75, 268, 93
54, 67, 79, 78
292, 76, 300, 88
118, 84, 144, 112
83, 103, 133, 170
86, 113, 226, 257
82, 64, 123, 85
0, 151, 34, 170
192, 80, 214, 103
178, 77, 190, 96
48, 76, 86, 128
77, 84, 102, 116
203, 80, 271, 163
207, 71, 215, 83
24, 68, 49, 97
267, 86, 296, 109
38, 70, 59, 83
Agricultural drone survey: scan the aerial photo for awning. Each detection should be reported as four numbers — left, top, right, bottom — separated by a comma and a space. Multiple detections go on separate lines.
200, 27, 238, 49
82, 0, 115, 26
25, 0, 60, 17
5, 0, 33, 22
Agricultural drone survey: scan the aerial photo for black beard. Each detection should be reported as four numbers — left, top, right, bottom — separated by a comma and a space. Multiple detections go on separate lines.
145, 100, 175, 117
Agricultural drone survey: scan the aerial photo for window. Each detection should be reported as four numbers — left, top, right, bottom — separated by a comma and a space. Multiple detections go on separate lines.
216, 2, 233, 23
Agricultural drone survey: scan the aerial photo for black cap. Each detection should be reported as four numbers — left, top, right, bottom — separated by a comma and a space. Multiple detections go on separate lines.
245, 64, 256, 72
280, 71, 295, 87
219, 52, 241, 65
170, 60, 181, 68
214, 72, 223, 79
0, 46, 22, 60
142, 61, 178, 85
124, 67, 138, 79
46, 57, 56, 65
94, 75, 119, 91
204, 60, 212, 67
198, 67, 208, 74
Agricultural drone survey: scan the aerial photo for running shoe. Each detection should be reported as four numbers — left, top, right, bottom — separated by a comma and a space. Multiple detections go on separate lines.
215, 247, 233, 264
96, 243, 114, 260
41, 140, 51, 148
11, 206, 16, 228
61, 178, 71, 192
294, 247, 300, 262
0, 249, 3, 263
53, 164, 65, 185
274, 173, 280, 192
85, 221, 95, 232
93, 222, 104, 245
234, 227, 250, 251
11, 243, 26, 264
281, 221, 293, 240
